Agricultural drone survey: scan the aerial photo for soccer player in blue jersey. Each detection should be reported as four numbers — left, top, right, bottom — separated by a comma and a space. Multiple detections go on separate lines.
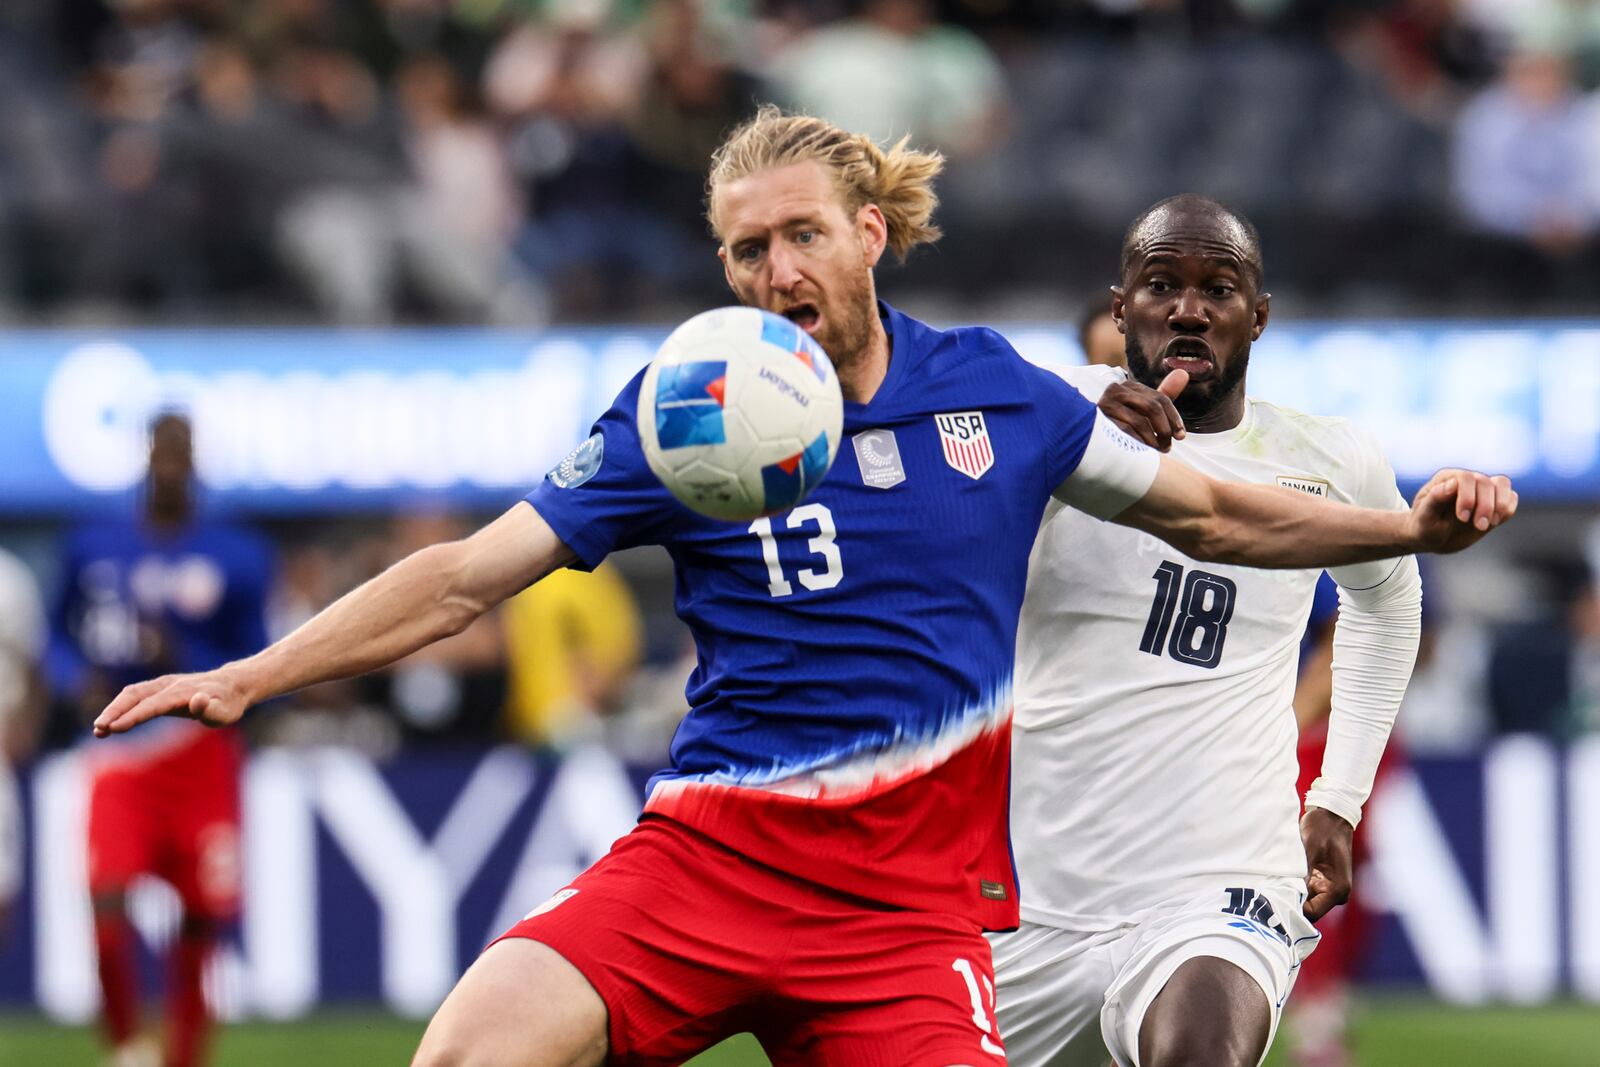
50, 413, 273, 1067
95, 108, 1515, 1067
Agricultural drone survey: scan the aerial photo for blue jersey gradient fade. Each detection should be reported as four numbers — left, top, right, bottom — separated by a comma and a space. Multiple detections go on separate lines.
527, 303, 1096, 927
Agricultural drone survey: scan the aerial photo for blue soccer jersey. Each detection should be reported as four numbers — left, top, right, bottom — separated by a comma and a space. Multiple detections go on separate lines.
528, 304, 1107, 928
47, 520, 274, 753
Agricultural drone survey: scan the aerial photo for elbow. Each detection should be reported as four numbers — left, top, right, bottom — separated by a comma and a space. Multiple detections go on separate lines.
1175, 517, 1244, 565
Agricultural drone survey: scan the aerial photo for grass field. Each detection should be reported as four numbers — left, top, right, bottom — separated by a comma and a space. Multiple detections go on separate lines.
2, 1000, 1596, 1066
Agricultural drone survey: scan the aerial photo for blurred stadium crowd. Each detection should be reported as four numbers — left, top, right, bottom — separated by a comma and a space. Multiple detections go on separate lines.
2, 0, 1600, 324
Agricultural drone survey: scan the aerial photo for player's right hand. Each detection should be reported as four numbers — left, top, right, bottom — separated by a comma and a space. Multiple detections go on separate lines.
1096, 369, 1188, 452
93, 669, 249, 737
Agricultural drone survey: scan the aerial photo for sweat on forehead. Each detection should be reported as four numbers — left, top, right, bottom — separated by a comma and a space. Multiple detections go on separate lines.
1120, 195, 1263, 286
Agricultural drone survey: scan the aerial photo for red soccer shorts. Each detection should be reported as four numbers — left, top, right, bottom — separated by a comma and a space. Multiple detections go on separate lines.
87, 728, 243, 919
494, 816, 1008, 1066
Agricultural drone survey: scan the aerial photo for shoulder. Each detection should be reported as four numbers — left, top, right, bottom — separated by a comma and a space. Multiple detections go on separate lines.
1245, 399, 1397, 497
1038, 362, 1125, 403
1247, 399, 1373, 458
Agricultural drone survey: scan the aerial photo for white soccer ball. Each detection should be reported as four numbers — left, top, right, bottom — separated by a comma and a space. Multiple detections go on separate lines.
638, 306, 843, 522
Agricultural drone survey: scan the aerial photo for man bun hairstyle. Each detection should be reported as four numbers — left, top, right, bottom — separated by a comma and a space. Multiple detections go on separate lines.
707, 104, 944, 261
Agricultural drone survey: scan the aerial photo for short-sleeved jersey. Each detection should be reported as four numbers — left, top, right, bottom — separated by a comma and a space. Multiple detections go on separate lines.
527, 303, 1108, 929
1011, 364, 1409, 929
47, 519, 274, 758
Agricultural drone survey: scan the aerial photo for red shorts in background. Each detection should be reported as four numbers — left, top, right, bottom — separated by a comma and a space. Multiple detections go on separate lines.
1296, 726, 1403, 994
86, 727, 242, 919
495, 816, 1008, 1067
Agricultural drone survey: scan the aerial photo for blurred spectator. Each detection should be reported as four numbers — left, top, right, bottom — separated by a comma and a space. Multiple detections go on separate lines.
0, 545, 46, 938
370, 513, 509, 741
501, 564, 642, 748
1076, 299, 1126, 367
488, 0, 708, 314
1452, 49, 1596, 255
768, 0, 1007, 156
1333, 0, 1496, 120
1486, 559, 1596, 739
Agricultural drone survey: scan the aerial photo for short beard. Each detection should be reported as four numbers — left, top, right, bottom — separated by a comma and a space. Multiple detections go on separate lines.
1125, 333, 1250, 423
813, 266, 877, 374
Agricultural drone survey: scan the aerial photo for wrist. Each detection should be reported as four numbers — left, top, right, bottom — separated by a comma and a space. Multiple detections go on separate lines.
223, 657, 271, 708
1303, 803, 1356, 833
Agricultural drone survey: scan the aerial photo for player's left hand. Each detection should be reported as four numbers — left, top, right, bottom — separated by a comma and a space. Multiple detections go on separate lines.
1407, 469, 1517, 554
1301, 806, 1354, 922
1097, 369, 1188, 452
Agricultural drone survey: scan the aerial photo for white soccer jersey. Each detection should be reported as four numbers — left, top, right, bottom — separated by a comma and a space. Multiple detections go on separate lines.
1012, 364, 1409, 930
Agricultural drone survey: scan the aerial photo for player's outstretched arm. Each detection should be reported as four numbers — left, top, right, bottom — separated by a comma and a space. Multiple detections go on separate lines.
93, 502, 575, 737
1113, 458, 1517, 568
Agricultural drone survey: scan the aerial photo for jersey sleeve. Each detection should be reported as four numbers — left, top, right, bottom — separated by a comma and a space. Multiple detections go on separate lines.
1051, 411, 1163, 520
1326, 426, 1411, 592
524, 370, 682, 571
1016, 357, 1101, 494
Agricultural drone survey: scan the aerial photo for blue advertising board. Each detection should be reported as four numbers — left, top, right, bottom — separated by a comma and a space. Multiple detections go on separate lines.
0, 321, 1596, 516
1, 738, 1597, 1019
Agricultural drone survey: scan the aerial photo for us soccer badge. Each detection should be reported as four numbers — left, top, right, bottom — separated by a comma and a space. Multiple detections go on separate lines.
852, 429, 906, 489
934, 412, 993, 480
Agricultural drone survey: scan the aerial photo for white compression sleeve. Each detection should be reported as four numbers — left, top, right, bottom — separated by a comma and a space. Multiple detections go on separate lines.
1304, 555, 1423, 828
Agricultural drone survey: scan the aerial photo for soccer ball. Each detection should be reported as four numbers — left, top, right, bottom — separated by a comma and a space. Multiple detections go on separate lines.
638, 306, 843, 522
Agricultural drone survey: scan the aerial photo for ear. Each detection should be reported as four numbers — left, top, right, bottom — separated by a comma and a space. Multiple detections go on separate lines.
1110, 285, 1127, 335
858, 203, 888, 268
1252, 291, 1271, 340
718, 245, 737, 296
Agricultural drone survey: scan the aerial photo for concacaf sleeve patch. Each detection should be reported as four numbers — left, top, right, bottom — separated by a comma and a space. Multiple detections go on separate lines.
550, 433, 604, 488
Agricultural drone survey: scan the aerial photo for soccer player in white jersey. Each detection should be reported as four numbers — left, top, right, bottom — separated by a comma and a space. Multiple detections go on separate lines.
994, 194, 1429, 1067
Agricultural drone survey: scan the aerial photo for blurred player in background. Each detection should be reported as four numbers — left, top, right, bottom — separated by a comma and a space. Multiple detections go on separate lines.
1284, 571, 1424, 1067
1077, 299, 1126, 368
0, 544, 46, 939
46, 413, 273, 1067
995, 195, 1424, 1067
94, 115, 1512, 1067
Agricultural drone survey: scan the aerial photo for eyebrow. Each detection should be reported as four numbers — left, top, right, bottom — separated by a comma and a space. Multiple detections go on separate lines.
1138, 252, 1245, 272
726, 212, 826, 248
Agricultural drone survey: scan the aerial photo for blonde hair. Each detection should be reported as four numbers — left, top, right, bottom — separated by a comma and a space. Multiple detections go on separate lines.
706, 105, 945, 262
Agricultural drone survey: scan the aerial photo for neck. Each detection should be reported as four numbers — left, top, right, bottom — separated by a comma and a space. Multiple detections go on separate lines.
1185, 389, 1247, 435
836, 312, 892, 405
146, 499, 190, 533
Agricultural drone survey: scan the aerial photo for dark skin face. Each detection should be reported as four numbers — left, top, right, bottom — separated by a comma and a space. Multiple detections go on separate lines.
1112, 211, 1269, 435
145, 415, 195, 530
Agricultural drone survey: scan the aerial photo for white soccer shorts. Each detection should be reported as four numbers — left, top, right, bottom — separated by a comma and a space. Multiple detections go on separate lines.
991, 880, 1321, 1067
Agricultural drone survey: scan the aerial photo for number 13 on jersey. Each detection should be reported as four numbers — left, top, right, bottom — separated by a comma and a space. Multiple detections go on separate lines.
748, 503, 843, 597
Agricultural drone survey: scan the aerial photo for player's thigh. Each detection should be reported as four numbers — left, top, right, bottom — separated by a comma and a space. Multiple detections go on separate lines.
86, 768, 159, 896
1100, 885, 1314, 1067
414, 938, 607, 1067
1136, 955, 1270, 1067
990, 922, 1120, 1067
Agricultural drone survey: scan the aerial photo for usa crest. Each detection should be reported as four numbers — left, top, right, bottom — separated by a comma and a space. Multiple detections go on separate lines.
934, 411, 993, 480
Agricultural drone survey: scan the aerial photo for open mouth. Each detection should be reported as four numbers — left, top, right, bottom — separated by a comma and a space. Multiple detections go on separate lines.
1161, 338, 1215, 377
781, 303, 821, 335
